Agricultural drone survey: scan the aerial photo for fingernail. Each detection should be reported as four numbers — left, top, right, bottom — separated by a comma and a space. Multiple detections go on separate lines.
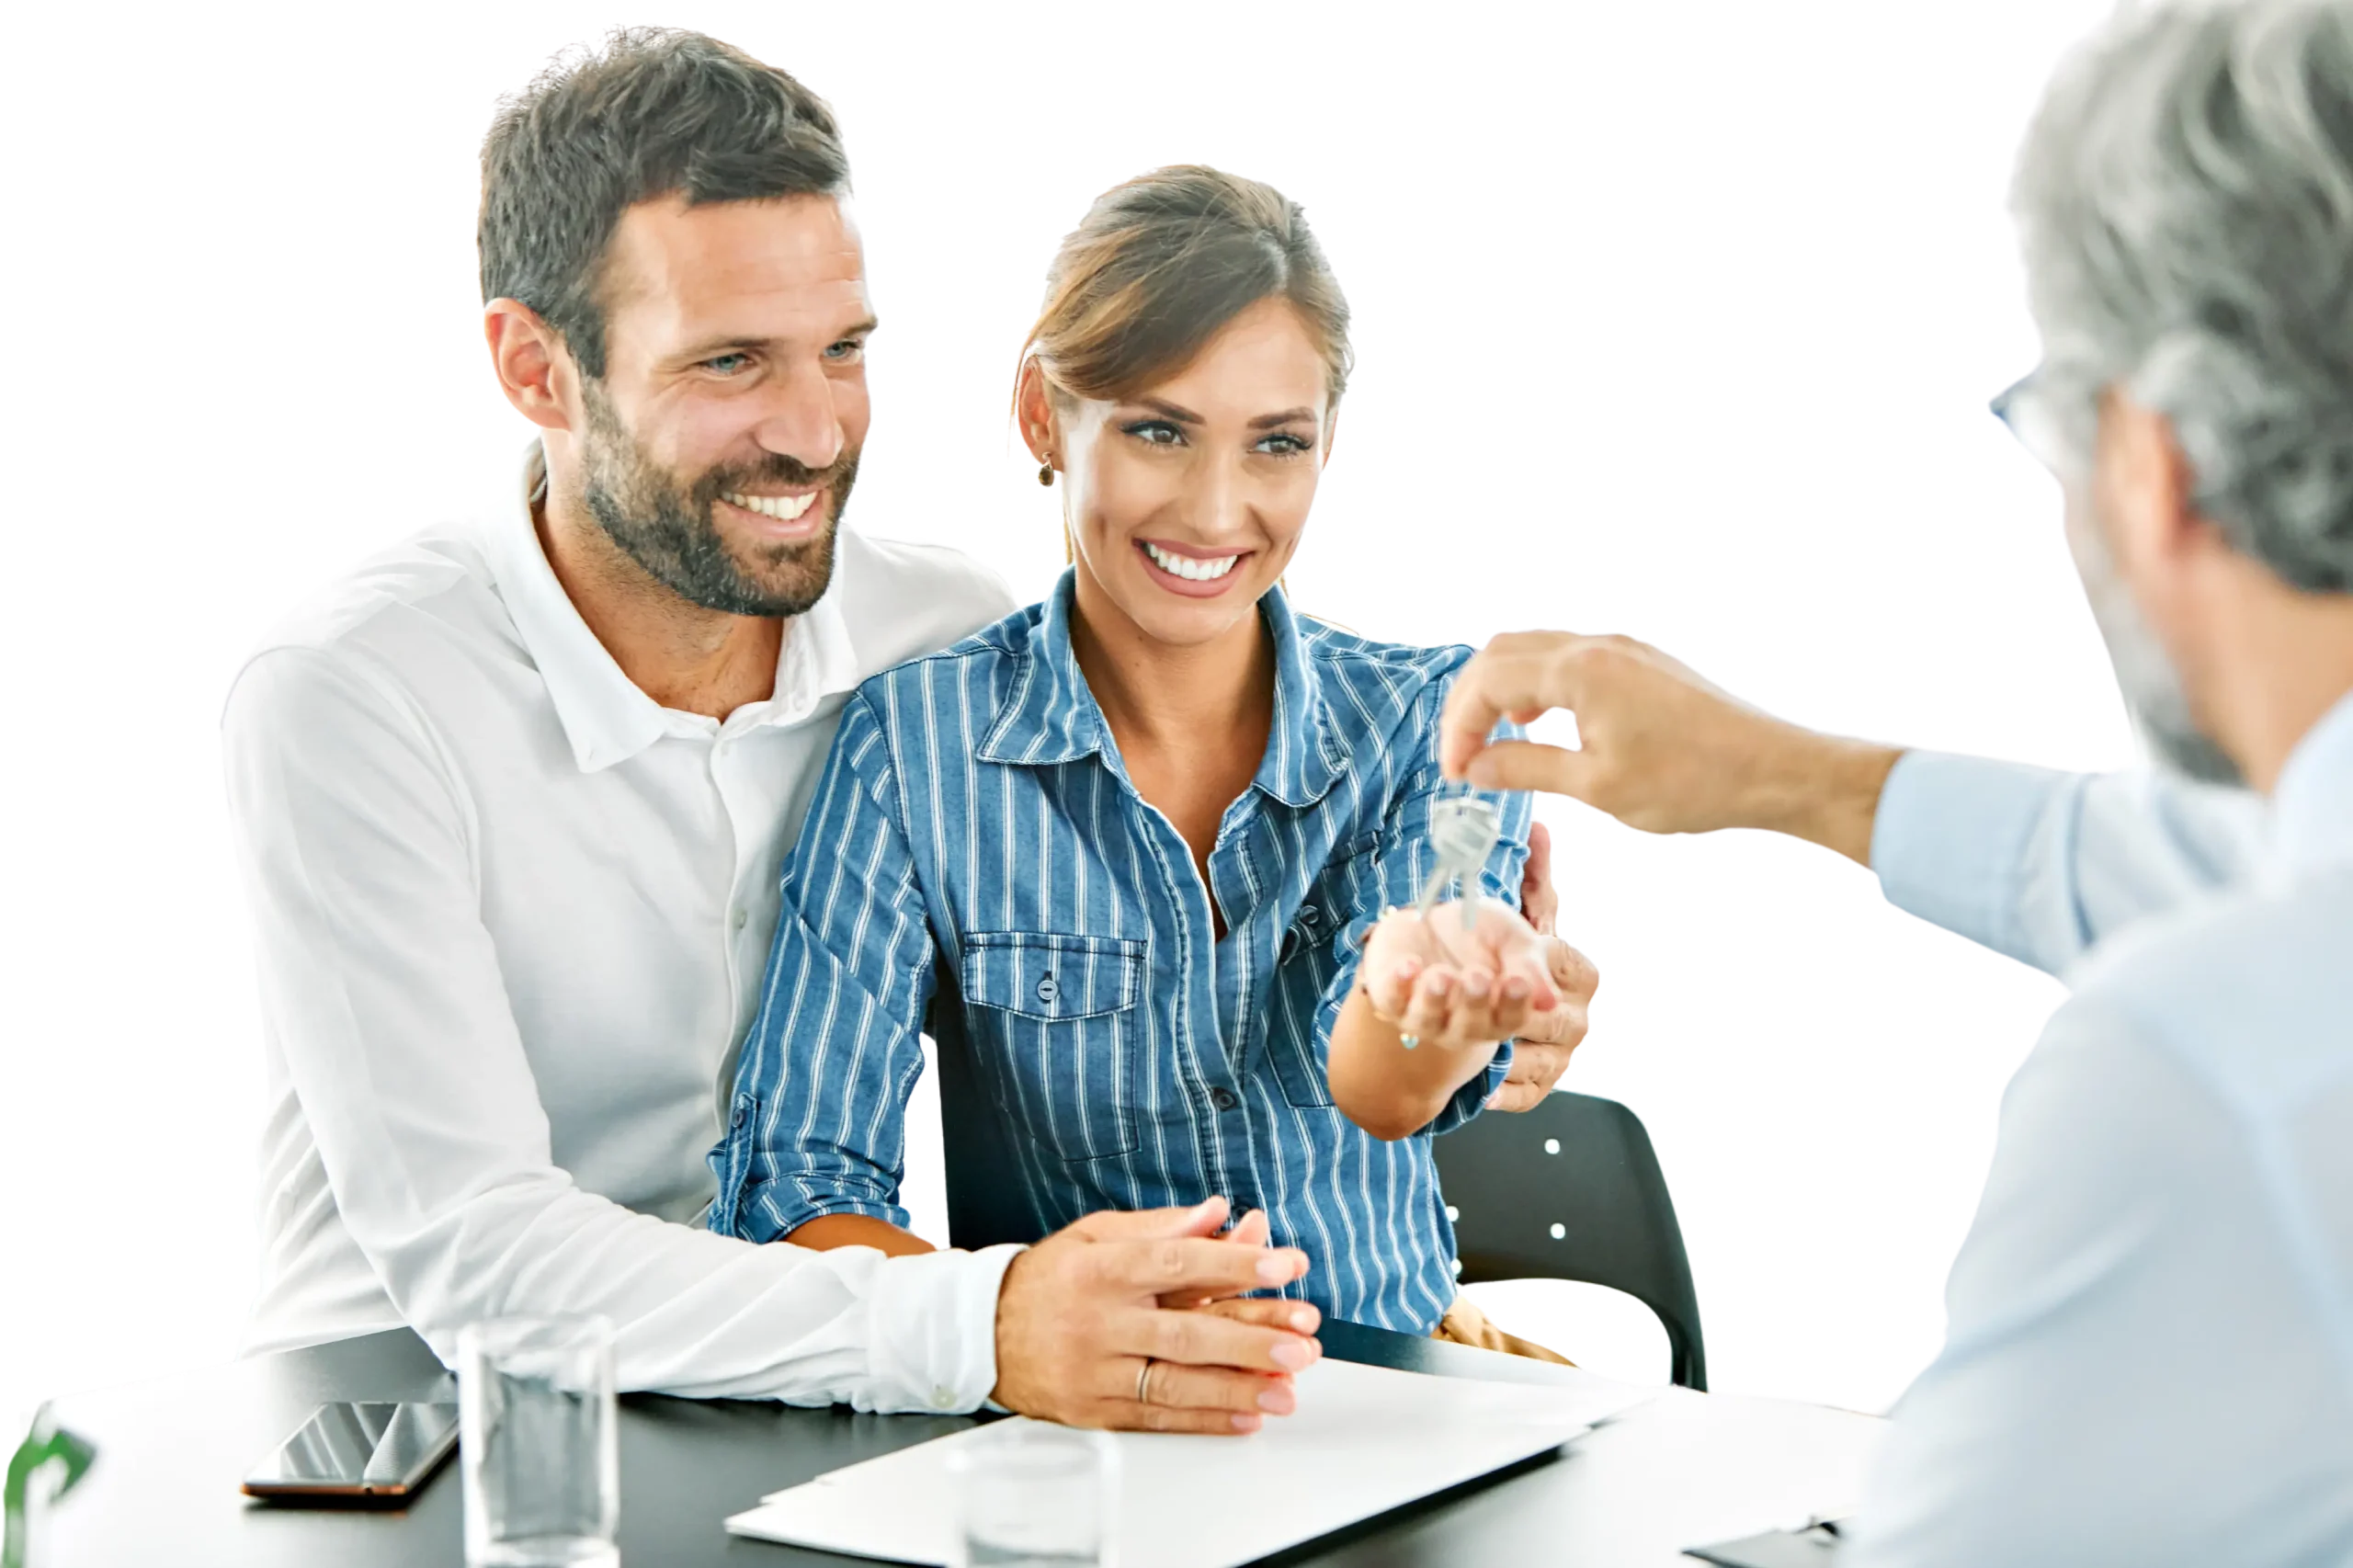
1272, 1338, 1313, 1371
1465, 973, 1491, 998
1428, 974, 1452, 997
1258, 1384, 1296, 1414
1290, 1306, 1320, 1333
1233, 1413, 1262, 1433
1503, 978, 1529, 1002
1256, 1255, 1290, 1284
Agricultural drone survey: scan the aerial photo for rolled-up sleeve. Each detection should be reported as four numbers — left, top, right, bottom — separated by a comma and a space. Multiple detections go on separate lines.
1871, 751, 2263, 976
712, 693, 940, 1246
226, 648, 1016, 1414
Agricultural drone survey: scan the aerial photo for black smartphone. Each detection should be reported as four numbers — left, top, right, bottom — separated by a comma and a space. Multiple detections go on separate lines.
241, 1401, 461, 1503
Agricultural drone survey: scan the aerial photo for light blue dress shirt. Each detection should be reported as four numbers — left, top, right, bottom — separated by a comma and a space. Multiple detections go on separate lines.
708, 575, 1528, 1335
1848, 698, 2353, 1565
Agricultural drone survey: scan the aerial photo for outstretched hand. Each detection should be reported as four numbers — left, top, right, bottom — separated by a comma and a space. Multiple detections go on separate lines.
1358, 897, 1559, 1052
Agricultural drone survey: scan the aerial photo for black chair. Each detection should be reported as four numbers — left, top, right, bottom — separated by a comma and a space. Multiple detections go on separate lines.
931, 969, 1707, 1391
1434, 1090, 1707, 1390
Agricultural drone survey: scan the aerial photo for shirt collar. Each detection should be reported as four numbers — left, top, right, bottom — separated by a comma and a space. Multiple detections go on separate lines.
481, 443, 862, 774
2269, 685, 2353, 876
976, 570, 1348, 806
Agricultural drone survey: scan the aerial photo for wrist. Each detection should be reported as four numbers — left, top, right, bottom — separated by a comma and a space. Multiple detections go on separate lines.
1746, 727, 1904, 866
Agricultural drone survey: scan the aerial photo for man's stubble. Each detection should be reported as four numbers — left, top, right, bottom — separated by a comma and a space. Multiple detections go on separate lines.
578, 379, 858, 619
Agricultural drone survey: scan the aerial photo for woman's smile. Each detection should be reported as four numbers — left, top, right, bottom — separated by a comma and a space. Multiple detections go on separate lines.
1139, 537, 1250, 596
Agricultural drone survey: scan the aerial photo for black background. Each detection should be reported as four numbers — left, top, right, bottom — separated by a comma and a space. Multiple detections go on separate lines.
18, 8, 2118, 1403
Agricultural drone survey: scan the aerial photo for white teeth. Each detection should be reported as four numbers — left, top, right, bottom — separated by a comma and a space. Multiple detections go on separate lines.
722, 491, 817, 521
1142, 541, 1241, 582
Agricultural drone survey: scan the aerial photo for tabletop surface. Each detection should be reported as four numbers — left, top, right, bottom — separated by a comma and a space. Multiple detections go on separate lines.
38, 1321, 1881, 1567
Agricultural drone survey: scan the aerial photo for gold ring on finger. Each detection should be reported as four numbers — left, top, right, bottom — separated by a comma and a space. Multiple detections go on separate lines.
1136, 1358, 1157, 1404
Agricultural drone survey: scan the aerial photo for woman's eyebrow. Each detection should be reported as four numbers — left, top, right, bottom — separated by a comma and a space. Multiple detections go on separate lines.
1129, 397, 1317, 428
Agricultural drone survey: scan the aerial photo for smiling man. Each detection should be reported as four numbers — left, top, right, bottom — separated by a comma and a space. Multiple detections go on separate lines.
220, 28, 1325, 1423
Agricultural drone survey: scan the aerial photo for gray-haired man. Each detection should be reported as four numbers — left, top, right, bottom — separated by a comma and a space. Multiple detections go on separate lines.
1436, 2, 2353, 1562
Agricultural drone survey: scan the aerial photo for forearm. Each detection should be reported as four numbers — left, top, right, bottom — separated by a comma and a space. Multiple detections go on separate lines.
787, 1213, 937, 1256
1326, 986, 1496, 1142
1741, 726, 1906, 867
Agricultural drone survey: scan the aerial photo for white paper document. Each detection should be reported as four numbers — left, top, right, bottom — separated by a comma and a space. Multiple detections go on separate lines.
725, 1358, 1660, 1567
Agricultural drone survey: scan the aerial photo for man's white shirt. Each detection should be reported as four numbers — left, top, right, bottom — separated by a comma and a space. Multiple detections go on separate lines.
222, 447, 1021, 1410
1851, 732, 2353, 1565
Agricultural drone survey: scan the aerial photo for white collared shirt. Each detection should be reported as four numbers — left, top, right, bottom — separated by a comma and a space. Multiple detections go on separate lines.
1847, 719, 2353, 1564
222, 448, 1021, 1411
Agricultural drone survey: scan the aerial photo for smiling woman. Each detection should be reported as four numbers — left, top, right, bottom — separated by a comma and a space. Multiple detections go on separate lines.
708, 165, 1576, 1377
1019, 166, 1350, 597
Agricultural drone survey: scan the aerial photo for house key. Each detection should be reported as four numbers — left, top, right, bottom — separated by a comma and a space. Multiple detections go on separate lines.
1387, 792, 1503, 1051
1414, 793, 1501, 934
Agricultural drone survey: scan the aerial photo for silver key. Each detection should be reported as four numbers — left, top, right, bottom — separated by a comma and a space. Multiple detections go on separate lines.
1414, 795, 1501, 932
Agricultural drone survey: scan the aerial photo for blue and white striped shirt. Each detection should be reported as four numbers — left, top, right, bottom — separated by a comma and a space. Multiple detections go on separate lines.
709, 574, 1529, 1334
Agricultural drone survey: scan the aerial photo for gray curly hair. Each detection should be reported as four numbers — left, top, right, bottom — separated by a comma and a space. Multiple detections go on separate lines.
2017, 0, 2353, 591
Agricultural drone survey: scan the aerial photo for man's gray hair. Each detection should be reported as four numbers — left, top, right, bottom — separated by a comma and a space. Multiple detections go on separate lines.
2017, 0, 2353, 590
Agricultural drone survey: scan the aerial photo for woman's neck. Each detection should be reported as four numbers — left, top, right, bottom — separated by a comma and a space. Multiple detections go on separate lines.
1067, 569, 1275, 763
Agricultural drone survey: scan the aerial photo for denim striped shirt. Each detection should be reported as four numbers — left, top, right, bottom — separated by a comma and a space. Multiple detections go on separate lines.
709, 574, 1530, 1334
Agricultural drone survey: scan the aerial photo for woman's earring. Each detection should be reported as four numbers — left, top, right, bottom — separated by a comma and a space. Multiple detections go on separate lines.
1038, 459, 1055, 487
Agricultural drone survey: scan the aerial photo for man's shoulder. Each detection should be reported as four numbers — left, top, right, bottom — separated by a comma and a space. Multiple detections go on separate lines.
833, 529, 1021, 680
846, 594, 1039, 714
2063, 869, 2353, 1111
227, 524, 518, 722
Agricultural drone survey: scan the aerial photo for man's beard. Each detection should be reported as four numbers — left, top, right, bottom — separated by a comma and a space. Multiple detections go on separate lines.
578, 382, 858, 618
2073, 503, 2245, 788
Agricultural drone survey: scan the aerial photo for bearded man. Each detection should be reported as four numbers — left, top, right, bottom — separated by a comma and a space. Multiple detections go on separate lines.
220, 28, 1340, 1426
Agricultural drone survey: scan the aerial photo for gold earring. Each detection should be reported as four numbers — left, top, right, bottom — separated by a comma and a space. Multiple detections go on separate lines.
1038, 459, 1054, 487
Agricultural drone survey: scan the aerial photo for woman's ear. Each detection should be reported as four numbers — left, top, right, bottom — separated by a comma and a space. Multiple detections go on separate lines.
1016, 358, 1058, 465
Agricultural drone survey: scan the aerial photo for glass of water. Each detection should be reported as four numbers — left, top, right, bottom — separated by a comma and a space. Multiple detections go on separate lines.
947, 1422, 1118, 1567
458, 1314, 619, 1568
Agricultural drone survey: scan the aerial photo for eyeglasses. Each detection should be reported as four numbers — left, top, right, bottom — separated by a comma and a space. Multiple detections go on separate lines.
1991, 368, 2086, 478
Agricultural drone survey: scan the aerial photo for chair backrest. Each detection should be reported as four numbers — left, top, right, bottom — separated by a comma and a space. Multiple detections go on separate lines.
1434, 1091, 1707, 1390
929, 961, 1042, 1252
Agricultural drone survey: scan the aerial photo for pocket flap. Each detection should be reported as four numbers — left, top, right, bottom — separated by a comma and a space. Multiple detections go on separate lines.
961, 932, 1144, 1021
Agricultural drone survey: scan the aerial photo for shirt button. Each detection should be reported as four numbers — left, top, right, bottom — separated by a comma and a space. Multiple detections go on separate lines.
1035, 974, 1060, 1006
1298, 904, 1322, 927
730, 1103, 746, 1129
931, 1386, 957, 1410
1210, 1086, 1239, 1112
732, 907, 749, 932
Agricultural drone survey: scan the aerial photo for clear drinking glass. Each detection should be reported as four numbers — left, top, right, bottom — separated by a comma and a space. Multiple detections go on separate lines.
946, 1423, 1118, 1568
457, 1314, 620, 1568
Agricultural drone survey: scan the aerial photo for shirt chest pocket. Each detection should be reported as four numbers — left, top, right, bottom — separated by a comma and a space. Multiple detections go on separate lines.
1269, 832, 1383, 1110
960, 932, 1147, 1164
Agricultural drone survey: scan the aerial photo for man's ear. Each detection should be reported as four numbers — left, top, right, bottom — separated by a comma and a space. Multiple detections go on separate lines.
484, 299, 578, 434
2103, 388, 2208, 572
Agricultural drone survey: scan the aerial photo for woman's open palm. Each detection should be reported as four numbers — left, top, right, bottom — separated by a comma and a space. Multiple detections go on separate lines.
1358, 898, 1560, 1052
